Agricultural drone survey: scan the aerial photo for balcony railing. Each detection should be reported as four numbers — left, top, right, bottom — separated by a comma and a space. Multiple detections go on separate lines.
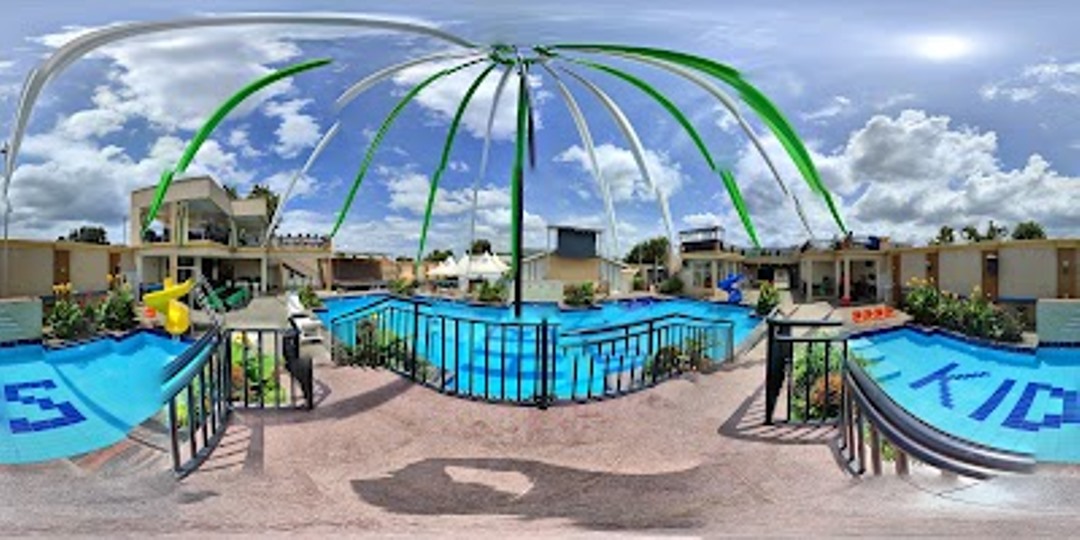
272, 234, 331, 249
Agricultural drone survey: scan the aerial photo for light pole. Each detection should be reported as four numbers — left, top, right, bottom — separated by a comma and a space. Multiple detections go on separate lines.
1, 140, 9, 298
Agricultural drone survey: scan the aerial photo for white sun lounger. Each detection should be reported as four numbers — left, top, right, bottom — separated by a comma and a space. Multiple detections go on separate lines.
286, 292, 323, 343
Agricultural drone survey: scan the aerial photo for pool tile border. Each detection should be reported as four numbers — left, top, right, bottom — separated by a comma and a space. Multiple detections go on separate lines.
40, 329, 195, 351
850, 324, 1038, 355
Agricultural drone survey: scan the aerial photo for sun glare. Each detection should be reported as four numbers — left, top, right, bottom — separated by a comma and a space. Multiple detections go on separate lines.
913, 34, 973, 61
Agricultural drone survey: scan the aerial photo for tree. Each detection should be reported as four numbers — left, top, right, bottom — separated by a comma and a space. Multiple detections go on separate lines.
983, 220, 1007, 242
931, 225, 955, 245
623, 236, 670, 265
1012, 220, 1046, 240
67, 226, 108, 245
248, 184, 280, 217
223, 184, 239, 199
424, 249, 453, 263
961, 225, 982, 243
470, 238, 492, 255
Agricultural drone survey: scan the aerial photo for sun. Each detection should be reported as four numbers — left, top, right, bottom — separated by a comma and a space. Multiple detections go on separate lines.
913, 35, 973, 61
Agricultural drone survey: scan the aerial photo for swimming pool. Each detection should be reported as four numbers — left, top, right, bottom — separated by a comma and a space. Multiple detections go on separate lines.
853, 326, 1080, 462
320, 295, 761, 401
0, 332, 188, 464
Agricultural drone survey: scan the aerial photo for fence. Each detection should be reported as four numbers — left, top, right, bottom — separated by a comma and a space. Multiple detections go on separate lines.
328, 296, 736, 407
763, 318, 847, 425
162, 325, 313, 477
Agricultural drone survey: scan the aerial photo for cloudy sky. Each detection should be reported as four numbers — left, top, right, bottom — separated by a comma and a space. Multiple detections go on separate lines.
0, 0, 1078, 256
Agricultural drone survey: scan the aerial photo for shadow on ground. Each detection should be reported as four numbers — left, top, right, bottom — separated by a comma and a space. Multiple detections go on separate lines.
719, 384, 836, 446
352, 457, 751, 531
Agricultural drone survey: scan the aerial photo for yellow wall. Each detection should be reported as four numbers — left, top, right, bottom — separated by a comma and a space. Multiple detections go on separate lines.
938, 249, 981, 296
5, 245, 53, 297
1000, 246, 1057, 299
900, 252, 926, 284
546, 255, 600, 283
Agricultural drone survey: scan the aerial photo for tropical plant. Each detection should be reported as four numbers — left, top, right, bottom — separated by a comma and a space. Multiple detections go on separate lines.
67, 225, 108, 245
789, 343, 848, 421
469, 238, 492, 255
632, 274, 646, 291
298, 284, 323, 309
46, 297, 91, 340
658, 275, 684, 295
624, 236, 670, 265
563, 282, 596, 307
476, 280, 507, 304
756, 281, 780, 316
902, 279, 1023, 342
1011, 220, 1046, 240
931, 225, 955, 245
424, 249, 453, 263
100, 285, 137, 331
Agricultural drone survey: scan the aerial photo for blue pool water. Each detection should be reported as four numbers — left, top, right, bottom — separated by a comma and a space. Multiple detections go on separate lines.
854, 327, 1080, 462
320, 295, 761, 401
0, 332, 188, 464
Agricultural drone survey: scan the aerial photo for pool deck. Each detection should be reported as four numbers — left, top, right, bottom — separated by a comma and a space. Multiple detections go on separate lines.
3, 299, 1080, 536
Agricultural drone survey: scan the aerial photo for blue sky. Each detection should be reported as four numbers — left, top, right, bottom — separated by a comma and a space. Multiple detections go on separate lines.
0, 1, 1078, 256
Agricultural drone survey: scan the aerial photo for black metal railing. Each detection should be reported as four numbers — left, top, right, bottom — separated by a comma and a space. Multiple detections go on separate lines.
162, 325, 313, 477
328, 297, 736, 408
162, 324, 230, 478
839, 352, 1035, 478
226, 327, 314, 410
764, 317, 847, 425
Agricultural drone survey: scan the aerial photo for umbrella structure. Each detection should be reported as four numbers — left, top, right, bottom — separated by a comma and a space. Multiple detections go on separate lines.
0, 14, 847, 317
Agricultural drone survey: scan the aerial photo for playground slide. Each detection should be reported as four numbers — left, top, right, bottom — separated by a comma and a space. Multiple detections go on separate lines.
143, 278, 193, 336
718, 274, 744, 304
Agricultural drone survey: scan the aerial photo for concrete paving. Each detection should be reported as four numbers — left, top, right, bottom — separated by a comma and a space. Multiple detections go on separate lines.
4, 308, 1080, 536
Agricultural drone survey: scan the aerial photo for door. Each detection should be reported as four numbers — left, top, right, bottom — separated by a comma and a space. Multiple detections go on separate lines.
926, 252, 939, 287
1059, 248, 1077, 298
981, 250, 999, 301
891, 254, 902, 305
53, 249, 70, 285
109, 252, 121, 276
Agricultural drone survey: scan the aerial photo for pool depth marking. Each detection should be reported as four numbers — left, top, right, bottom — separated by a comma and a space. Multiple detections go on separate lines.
908, 362, 990, 409
4, 379, 86, 434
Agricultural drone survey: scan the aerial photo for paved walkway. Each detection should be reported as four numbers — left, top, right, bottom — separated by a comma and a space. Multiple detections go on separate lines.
4, 316, 1080, 536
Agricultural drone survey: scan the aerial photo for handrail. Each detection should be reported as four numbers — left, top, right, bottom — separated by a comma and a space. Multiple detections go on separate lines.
560, 311, 736, 338
162, 322, 221, 384
843, 354, 1035, 478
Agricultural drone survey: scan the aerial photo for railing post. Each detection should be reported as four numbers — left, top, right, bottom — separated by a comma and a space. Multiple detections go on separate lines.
539, 319, 549, 410
764, 320, 790, 425
411, 300, 420, 381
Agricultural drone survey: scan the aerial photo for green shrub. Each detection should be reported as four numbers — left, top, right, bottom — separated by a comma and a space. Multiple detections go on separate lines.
658, 275, 684, 295
476, 280, 507, 304
756, 281, 780, 316
563, 282, 596, 307
632, 274, 646, 291
100, 285, 137, 331
790, 343, 849, 421
46, 298, 91, 340
298, 284, 323, 309
902, 279, 1023, 343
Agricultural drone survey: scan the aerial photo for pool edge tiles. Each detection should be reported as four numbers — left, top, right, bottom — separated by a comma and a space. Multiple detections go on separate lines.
856, 325, 1080, 463
0, 330, 187, 465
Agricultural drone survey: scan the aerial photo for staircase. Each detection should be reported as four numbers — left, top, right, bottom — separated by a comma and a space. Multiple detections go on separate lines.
190, 274, 224, 328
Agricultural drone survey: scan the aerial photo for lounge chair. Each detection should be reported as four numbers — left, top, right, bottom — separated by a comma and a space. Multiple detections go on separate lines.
286, 292, 323, 343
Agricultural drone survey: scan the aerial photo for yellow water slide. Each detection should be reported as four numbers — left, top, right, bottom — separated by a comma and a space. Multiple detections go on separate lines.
143, 277, 193, 336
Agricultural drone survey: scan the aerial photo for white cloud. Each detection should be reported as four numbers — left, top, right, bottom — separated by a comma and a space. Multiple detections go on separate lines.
227, 128, 264, 158
682, 212, 723, 229
719, 109, 1080, 247
263, 170, 316, 201
0, 59, 13, 72
982, 60, 1080, 103
263, 99, 321, 158
801, 95, 853, 122
875, 93, 916, 110
448, 160, 469, 173
392, 61, 546, 140
554, 143, 686, 202
58, 107, 127, 139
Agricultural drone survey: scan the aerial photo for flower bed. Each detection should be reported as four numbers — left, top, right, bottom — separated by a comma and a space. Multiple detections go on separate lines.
902, 278, 1023, 343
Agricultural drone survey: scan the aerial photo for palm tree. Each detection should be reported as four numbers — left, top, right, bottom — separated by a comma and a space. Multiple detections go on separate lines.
248, 184, 280, 218
1012, 220, 1046, 240
961, 225, 982, 243
932, 225, 955, 245
983, 220, 1007, 241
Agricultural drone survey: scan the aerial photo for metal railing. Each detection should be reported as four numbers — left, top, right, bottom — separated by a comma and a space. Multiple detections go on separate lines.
839, 353, 1035, 479
162, 325, 313, 477
764, 317, 846, 425
328, 297, 736, 407
762, 317, 1037, 478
